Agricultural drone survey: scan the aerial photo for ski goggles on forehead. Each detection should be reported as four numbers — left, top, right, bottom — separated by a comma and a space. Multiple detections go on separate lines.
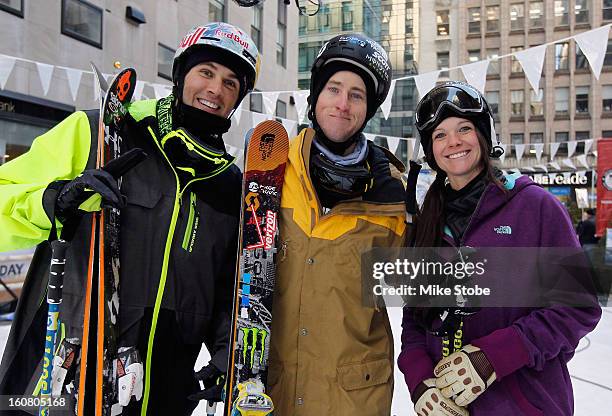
415, 85, 484, 131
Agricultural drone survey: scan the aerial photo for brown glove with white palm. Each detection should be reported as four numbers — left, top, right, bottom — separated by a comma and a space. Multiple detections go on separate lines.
433, 344, 496, 407
413, 378, 469, 416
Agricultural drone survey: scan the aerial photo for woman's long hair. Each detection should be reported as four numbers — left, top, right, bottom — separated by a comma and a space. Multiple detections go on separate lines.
412, 129, 504, 247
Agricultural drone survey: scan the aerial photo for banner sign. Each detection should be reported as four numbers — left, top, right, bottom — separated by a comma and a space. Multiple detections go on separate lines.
596, 139, 612, 236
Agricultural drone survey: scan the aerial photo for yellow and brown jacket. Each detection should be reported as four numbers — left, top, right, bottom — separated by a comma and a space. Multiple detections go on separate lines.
269, 128, 407, 415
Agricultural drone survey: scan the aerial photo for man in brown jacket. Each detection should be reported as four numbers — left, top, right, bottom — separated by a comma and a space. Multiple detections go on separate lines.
268, 33, 407, 415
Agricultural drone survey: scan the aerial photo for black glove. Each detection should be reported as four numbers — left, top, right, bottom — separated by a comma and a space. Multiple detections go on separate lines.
55, 168, 124, 223
188, 362, 225, 403
55, 148, 147, 223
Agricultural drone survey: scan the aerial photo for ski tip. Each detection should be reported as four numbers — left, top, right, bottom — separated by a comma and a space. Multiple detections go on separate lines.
90, 61, 109, 95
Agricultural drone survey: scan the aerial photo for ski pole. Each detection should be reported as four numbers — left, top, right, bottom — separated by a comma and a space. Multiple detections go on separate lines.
39, 239, 69, 416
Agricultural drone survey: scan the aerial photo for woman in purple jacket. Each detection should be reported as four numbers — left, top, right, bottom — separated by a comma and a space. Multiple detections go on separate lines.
399, 81, 601, 416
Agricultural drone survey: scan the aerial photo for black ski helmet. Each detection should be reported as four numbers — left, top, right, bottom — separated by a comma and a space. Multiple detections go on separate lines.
308, 34, 392, 122
414, 81, 503, 170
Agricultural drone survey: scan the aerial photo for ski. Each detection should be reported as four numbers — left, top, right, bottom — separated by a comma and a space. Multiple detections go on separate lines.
224, 120, 289, 416
78, 64, 137, 416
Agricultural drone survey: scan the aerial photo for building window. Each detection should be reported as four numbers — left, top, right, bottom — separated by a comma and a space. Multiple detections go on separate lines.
511, 133, 524, 144
486, 91, 499, 116
250, 91, 263, 113
511, 90, 524, 116
406, 8, 414, 34
555, 131, 569, 155
576, 86, 589, 114
61, 0, 103, 48
605, 0, 612, 20
209, 0, 224, 22
342, 1, 353, 31
486, 49, 500, 75
299, 13, 307, 35
575, 44, 589, 70
606, 40, 612, 66
437, 10, 450, 36
603, 85, 612, 112
277, 0, 287, 67
529, 2, 544, 28
603, 130, 612, 138
318, 4, 331, 31
157, 43, 174, 81
486, 6, 500, 32
298, 41, 323, 72
510, 4, 524, 31
575, 0, 589, 24
554, 0, 569, 26
276, 99, 287, 119
252, 5, 263, 50
298, 79, 309, 90
404, 44, 414, 68
511, 46, 524, 73
437, 51, 449, 70
555, 42, 569, 70
575, 131, 589, 153
468, 49, 480, 63
530, 89, 544, 116
468, 7, 481, 34
0, 0, 23, 17
555, 87, 569, 114
530, 132, 544, 143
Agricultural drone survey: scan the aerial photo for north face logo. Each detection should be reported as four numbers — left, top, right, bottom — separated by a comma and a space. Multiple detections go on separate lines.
494, 226, 512, 235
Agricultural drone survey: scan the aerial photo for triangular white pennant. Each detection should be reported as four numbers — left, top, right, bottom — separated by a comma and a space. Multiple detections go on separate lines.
592, 150, 598, 157
0, 55, 16, 89
232, 100, 244, 125
153, 84, 171, 99
550, 142, 560, 160
514, 45, 547, 93
282, 118, 297, 136
262, 92, 280, 116
567, 141, 577, 158
574, 25, 611, 80
577, 154, 589, 169
460, 60, 489, 93
363, 133, 376, 142
380, 80, 396, 120
251, 111, 269, 128
584, 139, 593, 154
562, 172, 572, 181
293, 91, 309, 123
414, 71, 441, 98
533, 143, 544, 162
133, 80, 145, 101
64, 67, 83, 102
93, 73, 101, 102
515, 144, 526, 162
534, 164, 548, 173
562, 159, 576, 170
549, 162, 561, 171
499, 144, 508, 164
387, 136, 400, 154
36, 63, 54, 96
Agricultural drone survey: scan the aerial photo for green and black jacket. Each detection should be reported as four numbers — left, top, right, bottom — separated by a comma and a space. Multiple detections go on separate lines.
0, 98, 241, 412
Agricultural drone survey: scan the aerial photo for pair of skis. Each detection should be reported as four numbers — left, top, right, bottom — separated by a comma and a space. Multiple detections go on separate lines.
39, 64, 142, 416
221, 120, 289, 416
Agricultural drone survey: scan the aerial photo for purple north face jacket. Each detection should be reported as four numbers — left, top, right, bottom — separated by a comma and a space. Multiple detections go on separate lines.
398, 173, 602, 415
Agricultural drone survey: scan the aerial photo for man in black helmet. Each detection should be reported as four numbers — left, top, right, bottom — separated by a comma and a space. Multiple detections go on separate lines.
268, 34, 407, 415
0, 23, 259, 415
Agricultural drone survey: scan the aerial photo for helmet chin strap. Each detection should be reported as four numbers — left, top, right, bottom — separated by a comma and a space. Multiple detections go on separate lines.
489, 115, 505, 158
